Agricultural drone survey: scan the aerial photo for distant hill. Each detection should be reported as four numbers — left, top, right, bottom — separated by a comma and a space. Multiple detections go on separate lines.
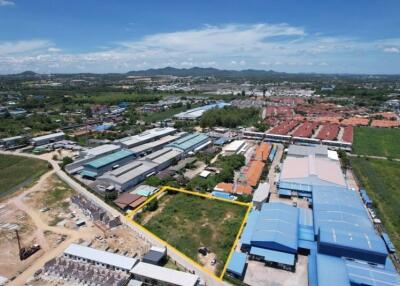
126, 67, 287, 77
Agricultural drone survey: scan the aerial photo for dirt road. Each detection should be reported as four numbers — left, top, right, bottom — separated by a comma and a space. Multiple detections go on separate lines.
4, 169, 97, 286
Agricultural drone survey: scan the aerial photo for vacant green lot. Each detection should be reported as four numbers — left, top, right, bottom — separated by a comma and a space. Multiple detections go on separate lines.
0, 154, 49, 198
351, 157, 400, 252
139, 192, 247, 275
353, 127, 400, 158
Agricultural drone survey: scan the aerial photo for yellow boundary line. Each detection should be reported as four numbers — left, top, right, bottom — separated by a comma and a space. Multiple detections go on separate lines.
125, 185, 252, 282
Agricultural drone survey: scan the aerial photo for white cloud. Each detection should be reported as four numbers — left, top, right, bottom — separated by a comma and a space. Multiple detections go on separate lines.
0, 23, 400, 73
0, 40, 52, 55
383, 47, 400, 53
0, 0, 14, 6
48, 47, 62, 53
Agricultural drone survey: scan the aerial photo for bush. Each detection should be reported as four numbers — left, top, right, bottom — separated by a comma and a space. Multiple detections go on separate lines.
145, 199, 159, 212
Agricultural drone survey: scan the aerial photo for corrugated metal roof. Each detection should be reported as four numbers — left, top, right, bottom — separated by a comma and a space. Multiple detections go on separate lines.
31, 131, 64, 142
174, 102, 230, 119
240, 209, 260, 247
167, 133, 209, 152
316, 254, 350, 286
117, 127, 176, 148
279, 155, 347, 188
85, 144, 121, 157
287, 144, 328, 158
133, 185, 158, 197
252, 182, 270, 203
227, 252, 247, 276
319, 226, 387, 256
85, 149, 134, 169
250, 246, 295, 266
64, 244, 137, 271
345, 260, 400, 286
130, 262, 199, 286
314, 254, 400, 286
251, 203, 298, 253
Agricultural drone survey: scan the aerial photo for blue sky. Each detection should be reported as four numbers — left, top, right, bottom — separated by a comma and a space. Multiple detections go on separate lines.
0, 0, 400, 74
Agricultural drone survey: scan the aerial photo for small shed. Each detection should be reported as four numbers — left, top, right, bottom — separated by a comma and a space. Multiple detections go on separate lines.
227, 252, 247, 280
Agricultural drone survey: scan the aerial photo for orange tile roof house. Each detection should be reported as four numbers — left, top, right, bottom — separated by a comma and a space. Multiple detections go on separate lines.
371, 120, 400, 128
245, 160, 265, 187
214, 182, 234, 193
254, 142, 271, 162
235, 184, 253, 195
341, 117, 369, 126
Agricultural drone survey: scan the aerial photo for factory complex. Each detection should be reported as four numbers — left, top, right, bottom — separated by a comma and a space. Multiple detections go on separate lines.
66, 127, 212, 195
224, 144, 399, 286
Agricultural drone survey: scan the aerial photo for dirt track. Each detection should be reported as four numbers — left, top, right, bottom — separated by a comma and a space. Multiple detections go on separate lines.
5, 170, 97, 286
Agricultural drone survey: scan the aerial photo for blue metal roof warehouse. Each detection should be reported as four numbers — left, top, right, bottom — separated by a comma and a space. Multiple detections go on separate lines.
312, 185, 388, 264
250, 203, 298, 254
313, 253, 400, 286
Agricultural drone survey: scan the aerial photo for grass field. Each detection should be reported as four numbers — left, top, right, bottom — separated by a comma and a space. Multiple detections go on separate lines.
350, 157, 400, 252
353, 127, 400, 158
138, 191, 247, 275
0, 154, 49, 198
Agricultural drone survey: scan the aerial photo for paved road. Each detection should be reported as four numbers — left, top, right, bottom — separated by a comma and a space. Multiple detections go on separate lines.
1, 150, 224, 286
267, 143, 284, 194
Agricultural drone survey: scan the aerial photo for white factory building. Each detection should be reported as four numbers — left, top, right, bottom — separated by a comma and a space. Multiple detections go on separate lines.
115, 127, 176, 149
30, 131, 65, 146
98, 147, 182, 192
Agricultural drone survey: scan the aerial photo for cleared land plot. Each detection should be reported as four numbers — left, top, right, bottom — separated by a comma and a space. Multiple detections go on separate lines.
0, 154, 49, 198
353, 127, 400, 158
25, 174, 75, 227
137, 191, 247, 275
350, 157, 400, 252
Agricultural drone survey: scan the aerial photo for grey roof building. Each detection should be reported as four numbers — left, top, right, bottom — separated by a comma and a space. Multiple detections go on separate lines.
30, 131, 65, 146
99, 148, 182, 192
64, 243, 138, 272
131, 262, 200, 286
116, 127, 176, 148
287, 144, 328, 158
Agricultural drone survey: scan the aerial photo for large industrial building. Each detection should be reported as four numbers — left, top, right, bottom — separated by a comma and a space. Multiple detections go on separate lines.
173, 102, 230, 120
115, 127, 176, 149
30, 131, 65, 146
231, 144, 400, 285
65, 144, 122, 174
0, 135, 27, 149
167, 133, 211, 154
129, 133, 185, 156
278, 153, 347, 197
82, 149, 136, 178
98, 147, 182, 192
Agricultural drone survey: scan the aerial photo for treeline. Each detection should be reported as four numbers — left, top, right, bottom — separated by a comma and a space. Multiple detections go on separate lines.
200, 106, 260, 128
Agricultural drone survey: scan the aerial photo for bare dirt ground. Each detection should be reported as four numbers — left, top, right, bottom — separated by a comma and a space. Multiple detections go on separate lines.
89, 225, 151, 258
0, 170, 102, 286
198, 252, 217, 273
0, 203, 42, 281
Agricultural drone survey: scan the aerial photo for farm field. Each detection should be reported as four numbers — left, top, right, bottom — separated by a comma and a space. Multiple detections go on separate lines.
138, 191, 248, 275
350, 157, 400, 252
353, 127, 400, 158
0, 154, 49, 199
